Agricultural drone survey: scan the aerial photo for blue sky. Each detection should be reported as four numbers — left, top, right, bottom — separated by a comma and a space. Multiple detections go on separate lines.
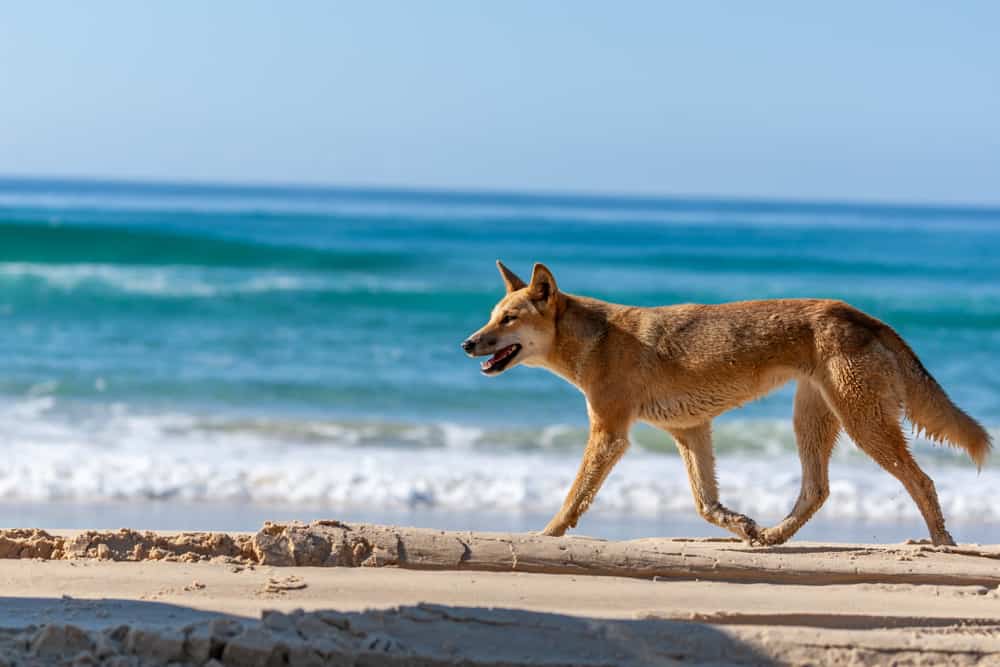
1, 2, 997, 204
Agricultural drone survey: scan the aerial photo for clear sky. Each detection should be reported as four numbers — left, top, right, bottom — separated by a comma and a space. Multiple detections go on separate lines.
1, 2, 997, 204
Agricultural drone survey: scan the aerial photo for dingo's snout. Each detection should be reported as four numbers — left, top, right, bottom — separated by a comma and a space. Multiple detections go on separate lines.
461, 334, 498, 357
462, 330, 522, 375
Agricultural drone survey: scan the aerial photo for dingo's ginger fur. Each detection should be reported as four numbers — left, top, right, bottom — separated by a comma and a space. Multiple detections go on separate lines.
462, 261, 991, 546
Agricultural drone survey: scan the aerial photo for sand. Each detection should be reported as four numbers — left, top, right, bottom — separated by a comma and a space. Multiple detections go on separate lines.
1, 521, 999, 665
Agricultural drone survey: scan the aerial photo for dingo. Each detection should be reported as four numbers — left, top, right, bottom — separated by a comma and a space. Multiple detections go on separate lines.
462, 261, 991, 546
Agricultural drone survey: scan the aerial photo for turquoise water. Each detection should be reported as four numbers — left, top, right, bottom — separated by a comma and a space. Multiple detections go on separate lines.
0, 177, 998, 535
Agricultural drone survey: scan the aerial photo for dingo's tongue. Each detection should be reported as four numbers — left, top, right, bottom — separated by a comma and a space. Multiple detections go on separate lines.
481, 344, 519, 372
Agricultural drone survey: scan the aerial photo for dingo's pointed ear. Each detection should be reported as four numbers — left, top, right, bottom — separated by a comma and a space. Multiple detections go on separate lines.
529, 262, 558, 304
496, 260, 527, 293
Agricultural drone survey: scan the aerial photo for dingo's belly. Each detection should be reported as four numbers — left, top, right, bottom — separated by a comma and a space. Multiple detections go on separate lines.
638, 366, 800, 428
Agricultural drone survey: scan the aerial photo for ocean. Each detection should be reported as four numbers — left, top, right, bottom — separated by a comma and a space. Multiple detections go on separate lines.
1, 177, 998, 542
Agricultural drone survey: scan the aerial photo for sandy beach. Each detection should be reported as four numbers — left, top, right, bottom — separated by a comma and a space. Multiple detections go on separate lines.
3, 6, 999, 666
2, 521, 999, 665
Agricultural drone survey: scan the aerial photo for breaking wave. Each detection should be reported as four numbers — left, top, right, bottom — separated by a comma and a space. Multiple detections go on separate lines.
0, 219, 410, 270
1, 397, 996, 523
0, 262, 429, 298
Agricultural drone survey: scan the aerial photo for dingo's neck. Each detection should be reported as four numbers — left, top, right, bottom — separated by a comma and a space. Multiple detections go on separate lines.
540, 294, 611, 389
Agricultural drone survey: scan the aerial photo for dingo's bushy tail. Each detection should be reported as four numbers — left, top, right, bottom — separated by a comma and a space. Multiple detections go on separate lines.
879, 328, 992, 469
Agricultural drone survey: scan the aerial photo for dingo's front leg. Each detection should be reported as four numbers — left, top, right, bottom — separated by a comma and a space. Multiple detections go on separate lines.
669, 423, 761, 544
541, 421, 629, 537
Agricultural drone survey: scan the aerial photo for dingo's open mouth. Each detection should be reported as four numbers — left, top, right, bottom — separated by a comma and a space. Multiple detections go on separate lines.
481, 344, 521, 375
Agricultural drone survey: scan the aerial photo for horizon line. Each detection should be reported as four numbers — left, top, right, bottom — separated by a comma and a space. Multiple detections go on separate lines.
1, 172, 999, 218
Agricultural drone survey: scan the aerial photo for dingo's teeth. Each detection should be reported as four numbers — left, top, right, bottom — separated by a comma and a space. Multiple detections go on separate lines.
480, 344, 521, 374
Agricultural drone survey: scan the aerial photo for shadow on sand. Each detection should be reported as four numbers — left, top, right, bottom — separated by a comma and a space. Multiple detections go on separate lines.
2, 597, 779, 665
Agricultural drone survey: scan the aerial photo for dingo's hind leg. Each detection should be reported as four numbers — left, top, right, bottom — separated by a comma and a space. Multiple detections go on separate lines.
823, 354, 955, 546
669, 423, 760, 543
757, 380, 839, 546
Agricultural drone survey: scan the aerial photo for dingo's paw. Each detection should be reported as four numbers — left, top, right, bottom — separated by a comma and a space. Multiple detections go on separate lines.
540, 524, 568, 537
931, 531, 957, 547
752, 527, 789, 547
730, 515, 761, 545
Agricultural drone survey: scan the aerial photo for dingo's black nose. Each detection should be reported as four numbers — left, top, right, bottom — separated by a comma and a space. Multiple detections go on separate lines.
461, 338, 476, 353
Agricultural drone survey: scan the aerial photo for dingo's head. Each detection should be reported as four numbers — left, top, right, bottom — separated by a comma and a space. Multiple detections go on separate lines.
462, 261, 560, 376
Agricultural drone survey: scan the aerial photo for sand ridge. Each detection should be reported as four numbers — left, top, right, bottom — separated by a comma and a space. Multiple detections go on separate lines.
0, 527, 254, 562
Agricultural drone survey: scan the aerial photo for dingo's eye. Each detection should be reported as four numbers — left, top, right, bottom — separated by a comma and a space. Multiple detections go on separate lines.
501, 314, 517, 325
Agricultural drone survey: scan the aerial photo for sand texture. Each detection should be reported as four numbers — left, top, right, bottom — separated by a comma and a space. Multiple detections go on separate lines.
2, 521, 1000, 665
